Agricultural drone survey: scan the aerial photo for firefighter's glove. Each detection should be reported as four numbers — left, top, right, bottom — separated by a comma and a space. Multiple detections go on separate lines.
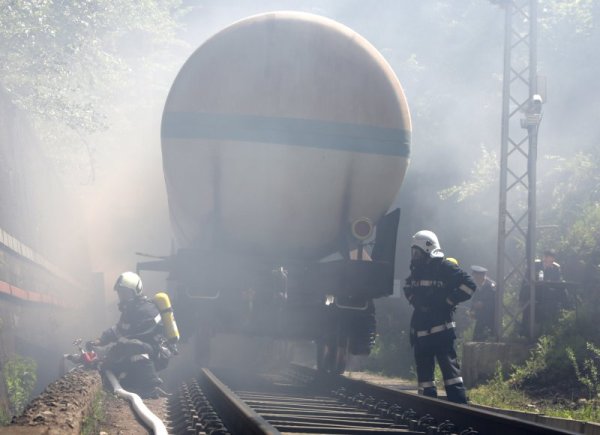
445, 297, 458, 313
168, 342, 179, 355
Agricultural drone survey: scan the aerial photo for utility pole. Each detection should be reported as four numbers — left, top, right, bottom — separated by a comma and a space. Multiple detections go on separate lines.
494, 0, 543, 341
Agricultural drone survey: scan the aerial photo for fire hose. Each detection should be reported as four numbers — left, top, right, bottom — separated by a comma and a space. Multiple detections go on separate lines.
104, 370, 168, 435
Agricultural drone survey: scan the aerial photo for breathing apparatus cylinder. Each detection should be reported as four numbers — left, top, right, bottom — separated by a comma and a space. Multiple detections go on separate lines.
154, 292, 180, 343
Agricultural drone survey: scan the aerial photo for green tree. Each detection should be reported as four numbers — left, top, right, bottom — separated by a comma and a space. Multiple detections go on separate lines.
536, 152, 600, 260
0, 0, 186, 156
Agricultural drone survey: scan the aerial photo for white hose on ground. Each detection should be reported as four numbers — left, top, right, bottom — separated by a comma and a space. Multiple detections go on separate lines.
104, 370, 168, 435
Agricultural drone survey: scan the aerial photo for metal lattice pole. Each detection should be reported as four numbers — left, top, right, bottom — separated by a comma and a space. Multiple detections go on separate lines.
494, 0, 541, 341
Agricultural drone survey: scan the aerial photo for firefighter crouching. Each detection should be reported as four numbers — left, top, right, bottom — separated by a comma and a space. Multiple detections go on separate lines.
87, 272, 178, 398
404, 231, 477, 404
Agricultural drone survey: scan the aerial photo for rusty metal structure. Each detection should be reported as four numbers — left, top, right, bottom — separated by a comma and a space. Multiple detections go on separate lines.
494, 0, 543, 340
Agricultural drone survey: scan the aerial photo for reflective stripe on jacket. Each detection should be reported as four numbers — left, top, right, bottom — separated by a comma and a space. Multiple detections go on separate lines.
404, 257, 476, 339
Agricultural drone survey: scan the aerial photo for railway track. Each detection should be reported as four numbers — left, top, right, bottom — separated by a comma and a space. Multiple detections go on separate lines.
167, 363, 578, 435
1, 363, 582, 434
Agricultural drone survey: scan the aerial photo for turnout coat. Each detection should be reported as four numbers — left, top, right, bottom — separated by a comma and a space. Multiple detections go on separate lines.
404, 258, 477, 344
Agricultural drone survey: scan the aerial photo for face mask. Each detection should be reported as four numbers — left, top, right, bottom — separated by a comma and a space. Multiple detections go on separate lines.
117, 287, 135, 303
411, 247, 426, 262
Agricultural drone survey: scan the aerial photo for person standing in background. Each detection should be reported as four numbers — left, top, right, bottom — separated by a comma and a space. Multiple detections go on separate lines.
469, 265, 496, 341
535, 250, 563, 282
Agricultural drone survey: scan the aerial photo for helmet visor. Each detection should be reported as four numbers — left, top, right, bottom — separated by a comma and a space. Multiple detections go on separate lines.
411, 246, 426, 261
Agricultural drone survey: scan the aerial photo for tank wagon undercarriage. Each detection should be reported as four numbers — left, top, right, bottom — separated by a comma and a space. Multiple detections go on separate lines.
138, 209, 399, 374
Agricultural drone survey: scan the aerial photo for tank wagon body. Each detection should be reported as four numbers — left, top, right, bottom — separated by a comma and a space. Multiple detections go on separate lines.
140, 11, 411, 373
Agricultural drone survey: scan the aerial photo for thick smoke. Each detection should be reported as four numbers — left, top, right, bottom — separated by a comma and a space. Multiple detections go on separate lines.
14, 0, 594, 386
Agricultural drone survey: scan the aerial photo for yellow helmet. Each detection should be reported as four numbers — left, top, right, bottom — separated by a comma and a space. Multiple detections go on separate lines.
446, 257, 459, 266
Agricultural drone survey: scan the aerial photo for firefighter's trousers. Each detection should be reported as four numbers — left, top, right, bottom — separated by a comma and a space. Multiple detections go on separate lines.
104, 337, 162, 397
413, 330, 467, 404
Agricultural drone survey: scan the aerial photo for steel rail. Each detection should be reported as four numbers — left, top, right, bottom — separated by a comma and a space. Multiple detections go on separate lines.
171, 365, 580, 434
238, 393, 411, 433
204, 369, 424, 434
198, 367, 280, 434
289, 363, 578, 435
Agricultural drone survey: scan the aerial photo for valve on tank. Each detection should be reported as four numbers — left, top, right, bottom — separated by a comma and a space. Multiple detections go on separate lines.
351, 217, 374, 241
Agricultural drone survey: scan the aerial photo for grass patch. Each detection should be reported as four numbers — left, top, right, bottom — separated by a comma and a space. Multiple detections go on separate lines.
469, 364, 600, 422
81, 390, 106, 435
469, 364, 529, 409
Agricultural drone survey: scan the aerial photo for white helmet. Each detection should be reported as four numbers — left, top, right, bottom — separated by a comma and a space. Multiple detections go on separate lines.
114, 271, 143, 302
411, 230, 444, 258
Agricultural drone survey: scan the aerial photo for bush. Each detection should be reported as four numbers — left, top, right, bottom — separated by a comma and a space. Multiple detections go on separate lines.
3, 354, 37, 415
0, 407, 10, 426
510, 310, 592, 390
470, 362, 527, 408
567, 342, 600, 399
511, 335, 553, 387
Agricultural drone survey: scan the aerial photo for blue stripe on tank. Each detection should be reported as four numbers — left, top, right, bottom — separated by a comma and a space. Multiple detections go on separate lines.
161, 112, 411, 157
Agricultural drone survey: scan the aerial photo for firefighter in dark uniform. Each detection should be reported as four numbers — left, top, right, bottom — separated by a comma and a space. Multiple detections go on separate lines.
88, 272, 166, 398
404, 230, 477, 404
534, 250, 565, 331
535, 250, 563, 282
469, 265, 496, 341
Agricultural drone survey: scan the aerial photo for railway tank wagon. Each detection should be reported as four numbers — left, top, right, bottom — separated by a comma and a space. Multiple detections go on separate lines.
139, 11, 411, 373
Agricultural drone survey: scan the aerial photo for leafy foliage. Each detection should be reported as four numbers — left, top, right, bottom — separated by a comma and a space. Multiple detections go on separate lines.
470, 313, 600, 422
364, 299, 414, 378
510, 335, 553, 386
364, 323, 414, 378
567, 342, 600, 399
470, 362, 527, 408
3, 354, 37, 415
506, 309, 600, 394
0, 0, 186, 155
0, 407, 10, 426
540, 0, 595, 47
438, 145, 498, 202
470, 360, 600, 422
536, 153, 600, 257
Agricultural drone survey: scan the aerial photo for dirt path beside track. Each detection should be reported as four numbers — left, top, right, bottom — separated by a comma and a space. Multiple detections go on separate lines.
345, 370, 418, 392
97, 394, 168, 435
